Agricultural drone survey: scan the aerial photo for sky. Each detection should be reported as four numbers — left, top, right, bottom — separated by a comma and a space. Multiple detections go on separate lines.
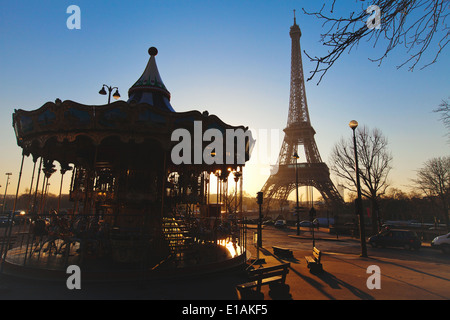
0, 0, 448, 204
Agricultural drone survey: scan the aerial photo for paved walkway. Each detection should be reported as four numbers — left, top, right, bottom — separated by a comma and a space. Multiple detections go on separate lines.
0, 231, 448, 300
246, 242, 450, 300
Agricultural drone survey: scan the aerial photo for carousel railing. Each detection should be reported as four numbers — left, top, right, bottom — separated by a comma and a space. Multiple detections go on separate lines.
0, 212, 247, 272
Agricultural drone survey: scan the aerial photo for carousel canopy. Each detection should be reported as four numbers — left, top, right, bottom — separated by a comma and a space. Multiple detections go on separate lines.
12, 47, 254, 171
128, 47, 175, 112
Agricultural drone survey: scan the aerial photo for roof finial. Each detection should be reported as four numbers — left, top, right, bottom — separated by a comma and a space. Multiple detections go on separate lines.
148, 46, 158, 56
293, 9, 296, 25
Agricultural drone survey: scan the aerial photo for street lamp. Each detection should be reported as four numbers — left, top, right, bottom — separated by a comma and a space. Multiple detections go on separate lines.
99, 84, 120, 104
256, 191, 263, 256
2, 173, 12, 214
215, 169, 221, 204
349, 120, 368, 257
234, 171, 242, 214
293, 151, 300, 236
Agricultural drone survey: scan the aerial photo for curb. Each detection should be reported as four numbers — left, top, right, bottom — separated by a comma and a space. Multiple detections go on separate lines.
288, 234, 357, 242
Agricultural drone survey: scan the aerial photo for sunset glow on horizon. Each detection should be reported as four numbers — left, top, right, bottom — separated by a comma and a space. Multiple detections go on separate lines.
0, 1, 448, 206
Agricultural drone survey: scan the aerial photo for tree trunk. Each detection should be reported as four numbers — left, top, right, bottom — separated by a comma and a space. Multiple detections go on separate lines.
371, 197, 380, 235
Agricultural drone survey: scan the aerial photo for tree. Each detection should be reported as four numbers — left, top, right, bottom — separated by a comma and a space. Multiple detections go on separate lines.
302, 0, 449, 84
329, 126, 393, 233
413, 156, 450, 230
434, 98, 450, 142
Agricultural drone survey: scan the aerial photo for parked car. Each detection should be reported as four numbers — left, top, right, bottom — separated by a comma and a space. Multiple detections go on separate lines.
274, 220, 287, 228
431, 233, 450, 253
296, 220, 316, 228
368, 229, 421, 250
0, 216, 14, 228
13, 211, 31, 224
313, 217, 334, 228
262, 220, 274, 226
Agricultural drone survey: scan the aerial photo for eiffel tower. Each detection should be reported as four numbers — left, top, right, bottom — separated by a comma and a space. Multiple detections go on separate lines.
261, 14, 343, 212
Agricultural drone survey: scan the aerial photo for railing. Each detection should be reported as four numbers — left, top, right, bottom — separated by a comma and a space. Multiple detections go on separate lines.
0, 212, 247, 272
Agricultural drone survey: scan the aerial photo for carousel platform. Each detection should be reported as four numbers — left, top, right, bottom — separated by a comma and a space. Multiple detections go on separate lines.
1, 242, 249, 283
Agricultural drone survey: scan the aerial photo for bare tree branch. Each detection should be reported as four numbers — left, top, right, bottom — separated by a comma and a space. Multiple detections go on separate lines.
434, 98, 450, 142
329, 126, 393, 200
412, 156, 450, 228
303, 0, 449, 84
329, 126, 393, 232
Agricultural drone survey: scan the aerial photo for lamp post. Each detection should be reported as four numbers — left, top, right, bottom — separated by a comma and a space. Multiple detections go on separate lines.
293, 151, 300, 235
310, 205, 316, 248
256, 192, 263, 253
215, 169, 220, 204
99, 84, 120, 104
349, 120, 368, 258
234, 171, 241, 214
2, 173, 12, 214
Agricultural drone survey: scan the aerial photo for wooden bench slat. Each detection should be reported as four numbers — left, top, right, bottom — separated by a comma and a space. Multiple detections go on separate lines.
272, 246, 291, 252
237, 275, 284, 290
249, 263, 290, 275
236, 281, 259, 290
236, 263, 290, 299
249, 270, 288, 281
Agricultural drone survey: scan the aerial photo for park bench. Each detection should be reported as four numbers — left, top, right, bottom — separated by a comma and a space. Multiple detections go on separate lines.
236, 263, 291, 300
272, 246, 293, 259
305, 247, 323, 274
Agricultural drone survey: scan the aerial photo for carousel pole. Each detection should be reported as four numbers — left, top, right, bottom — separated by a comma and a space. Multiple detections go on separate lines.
0, 173, 12, 268
71, 167, 79, 215
26, 158, 37, 214
23, 156, 38, 264
224, 177, 228, 214
204, 172, 208, 204
90, 144, 99, 216
42, 181, 50, 215
200, 171, 205, 206
160, 151, 167, 218
38, 173, 47, 215
1, 153, 25, 272
216, 172, 219, 205
24, 157, 42, 264
240, 167, 243, 214
219, 174, 221, 205
235, 174, 238, 214
57, 167, 65, 214
1, 173, 12, 215
32, 157, 43, 215
207, 173, 211, 204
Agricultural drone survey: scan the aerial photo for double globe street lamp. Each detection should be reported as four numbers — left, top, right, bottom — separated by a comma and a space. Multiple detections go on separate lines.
99, 84, 120, 104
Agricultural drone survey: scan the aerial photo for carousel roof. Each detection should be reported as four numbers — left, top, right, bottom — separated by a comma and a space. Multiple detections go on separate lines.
12, 99, 253, 170
128, 47, 175, 112
11, 46, 254, 170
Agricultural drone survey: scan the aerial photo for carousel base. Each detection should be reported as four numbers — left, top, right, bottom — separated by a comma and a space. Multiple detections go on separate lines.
1, 245, 250, 283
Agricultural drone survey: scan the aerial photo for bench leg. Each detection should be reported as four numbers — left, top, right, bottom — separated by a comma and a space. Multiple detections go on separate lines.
268, 283, 291, 300
236, 288, 264, 300
309, 263, 323, 274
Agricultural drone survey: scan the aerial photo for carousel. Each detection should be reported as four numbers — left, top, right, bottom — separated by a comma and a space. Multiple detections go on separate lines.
2, 47, 254, 281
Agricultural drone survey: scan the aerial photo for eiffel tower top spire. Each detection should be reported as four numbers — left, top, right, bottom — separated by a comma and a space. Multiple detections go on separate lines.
290, 10, 301, 37
287, 14, 309, 129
